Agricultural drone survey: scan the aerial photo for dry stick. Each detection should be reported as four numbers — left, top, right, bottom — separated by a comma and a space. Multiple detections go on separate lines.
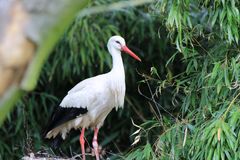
138, 77, 180, 121
136, 70, 182, 121
192, 37, 214, 60
137, 72, 189, 145
222, 91, 240, 120
137, 83, 161, 123
145, 76, 164, 126
182, 126, 188, 147
125, 96, 146, 121
23, 99, 33, 155
106, 143, 125, 159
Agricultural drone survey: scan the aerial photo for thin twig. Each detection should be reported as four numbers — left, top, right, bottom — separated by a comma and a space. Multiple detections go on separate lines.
222, 91, 240, 120
137, 77, 180, 121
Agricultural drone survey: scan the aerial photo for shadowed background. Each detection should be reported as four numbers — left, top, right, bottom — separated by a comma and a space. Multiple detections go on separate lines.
1, 0, 240, 159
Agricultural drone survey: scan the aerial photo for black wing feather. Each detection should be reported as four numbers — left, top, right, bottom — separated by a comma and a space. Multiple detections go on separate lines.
44, 106, 88, 136
43, 106, 88, 148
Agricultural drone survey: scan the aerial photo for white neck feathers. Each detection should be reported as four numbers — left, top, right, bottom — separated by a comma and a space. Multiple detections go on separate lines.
108, 45, 126, 109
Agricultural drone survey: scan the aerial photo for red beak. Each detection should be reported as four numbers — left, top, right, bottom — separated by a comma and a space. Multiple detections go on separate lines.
121, 46, 141, 62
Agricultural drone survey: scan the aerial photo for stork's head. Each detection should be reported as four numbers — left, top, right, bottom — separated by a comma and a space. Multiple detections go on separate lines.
107, 35, 141, 62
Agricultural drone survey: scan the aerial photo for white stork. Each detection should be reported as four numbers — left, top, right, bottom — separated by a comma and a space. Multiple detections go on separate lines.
44, 35, 141, 160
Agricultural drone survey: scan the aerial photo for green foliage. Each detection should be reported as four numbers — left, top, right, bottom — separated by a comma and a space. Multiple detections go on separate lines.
127, 0, 240, 160
1, 0, 240, 159
126, 142, 157, 160
0, 1, 162, 159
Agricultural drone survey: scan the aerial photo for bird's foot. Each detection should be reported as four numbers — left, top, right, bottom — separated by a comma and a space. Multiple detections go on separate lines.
91, 146, 106, 159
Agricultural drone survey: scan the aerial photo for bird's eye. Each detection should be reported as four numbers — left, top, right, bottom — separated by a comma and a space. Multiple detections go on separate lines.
115, 41, 121, 44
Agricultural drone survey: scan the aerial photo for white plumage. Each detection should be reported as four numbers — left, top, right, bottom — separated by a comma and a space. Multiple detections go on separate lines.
45, 35, 141, 160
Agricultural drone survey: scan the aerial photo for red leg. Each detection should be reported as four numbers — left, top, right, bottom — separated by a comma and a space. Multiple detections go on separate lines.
80, 128, 86, 160
92, 128, 100, 160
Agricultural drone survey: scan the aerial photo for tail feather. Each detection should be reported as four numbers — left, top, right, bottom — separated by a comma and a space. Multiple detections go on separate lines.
43, 106, 88, 148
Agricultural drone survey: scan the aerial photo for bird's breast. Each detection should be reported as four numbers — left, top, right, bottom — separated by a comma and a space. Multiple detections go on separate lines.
110, 78, 126, 109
